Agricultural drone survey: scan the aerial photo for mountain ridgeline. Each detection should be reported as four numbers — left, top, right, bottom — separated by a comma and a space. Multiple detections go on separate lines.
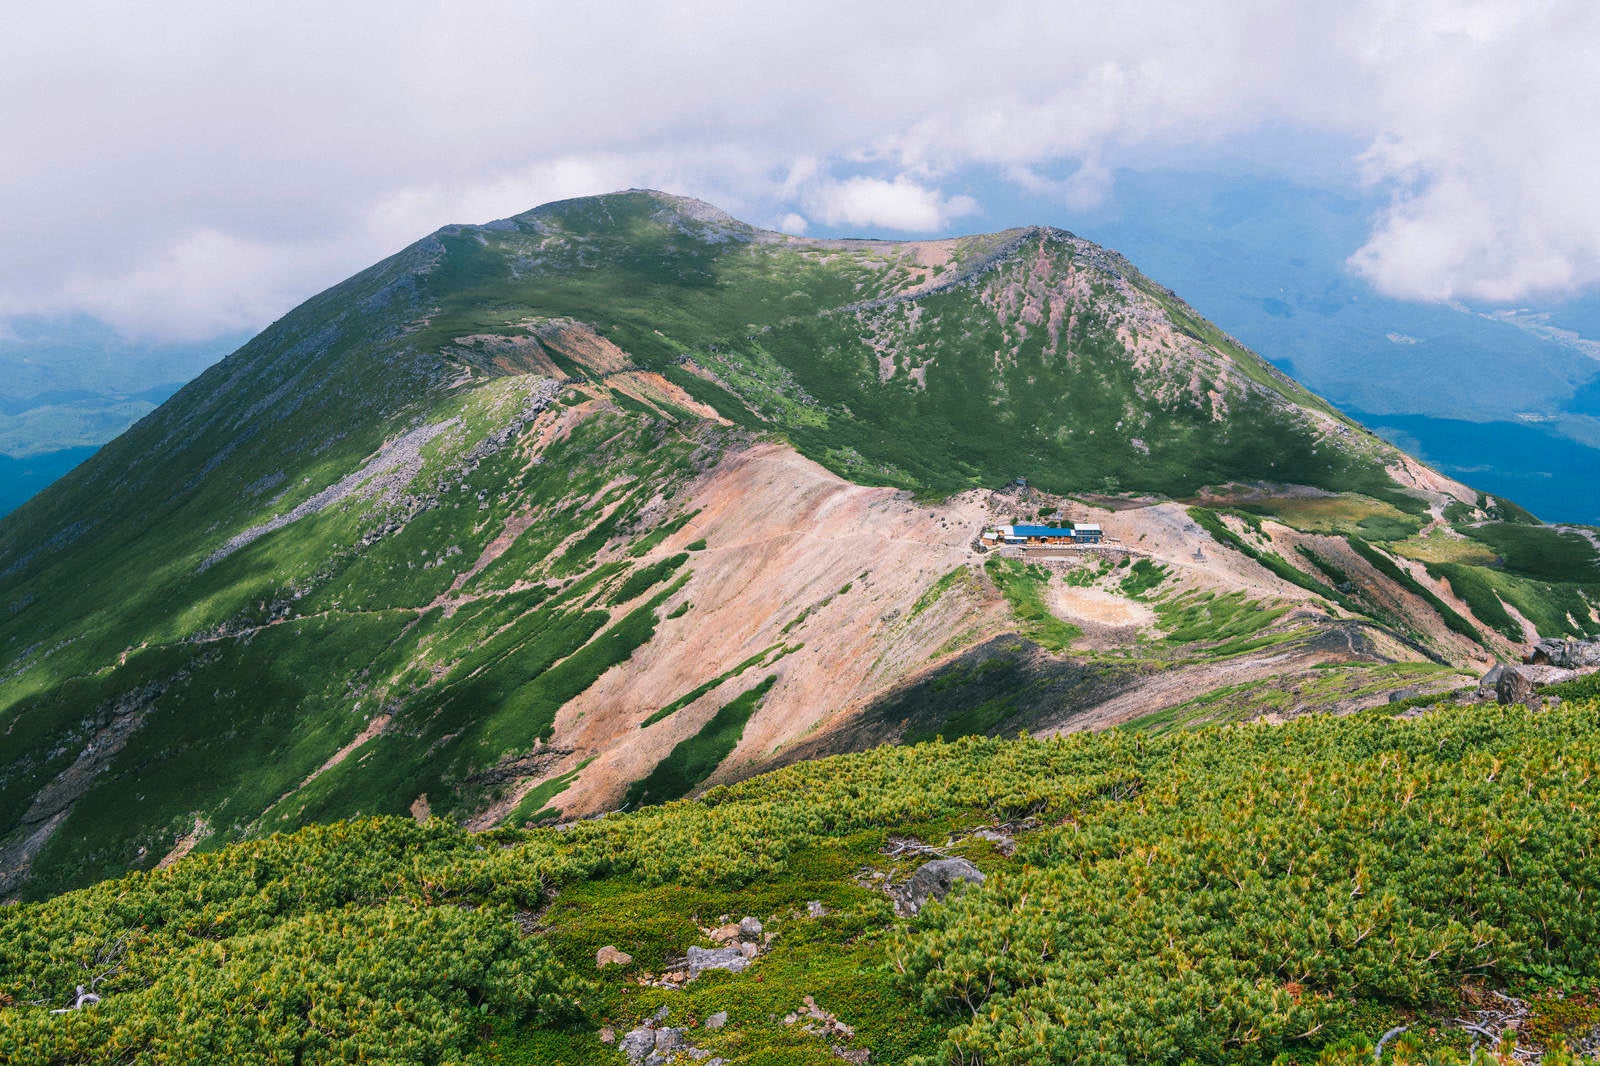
1, 190, 1597, 905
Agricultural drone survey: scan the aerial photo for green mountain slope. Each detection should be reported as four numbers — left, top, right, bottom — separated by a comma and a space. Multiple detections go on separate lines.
0, 191, 1595, 902
3, 700, 1597, 1064
415, 191, 1404, 499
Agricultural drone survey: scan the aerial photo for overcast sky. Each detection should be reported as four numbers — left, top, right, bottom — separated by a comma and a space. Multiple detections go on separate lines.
3, 0, 1598, 341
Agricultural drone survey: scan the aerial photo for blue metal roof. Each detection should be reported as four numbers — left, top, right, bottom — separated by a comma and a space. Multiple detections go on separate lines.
1012, 525, 1077, 537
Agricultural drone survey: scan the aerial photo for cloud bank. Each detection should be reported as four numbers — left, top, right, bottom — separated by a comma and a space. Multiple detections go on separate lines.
2, 1, 1596, 340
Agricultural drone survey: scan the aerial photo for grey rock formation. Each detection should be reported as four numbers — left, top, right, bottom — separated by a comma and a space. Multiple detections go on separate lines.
1528, 637, 1600, 669
619, 1027, 656, 1063
1496, 666, 1539, 707
899, 857, 985, 916
616, 1006, 727, 1066
686, 945, 749, 979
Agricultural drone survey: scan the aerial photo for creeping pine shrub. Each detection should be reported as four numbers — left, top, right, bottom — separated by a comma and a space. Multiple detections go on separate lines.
891, 704, 1600, 1066
1312, 1032, 1586, 1065
0, 819, 585, 1065
5, 905, 580, 1065
4, 705, 1600, 1064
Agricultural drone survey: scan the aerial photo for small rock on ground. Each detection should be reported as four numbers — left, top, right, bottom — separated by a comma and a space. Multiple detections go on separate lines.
619, 1027, 656, 1063
1496, 666, 1540, 708
687, 945, 748, 979
969, 828, 1015, 855
898, 857, 985, 916
596, 945, 633, 968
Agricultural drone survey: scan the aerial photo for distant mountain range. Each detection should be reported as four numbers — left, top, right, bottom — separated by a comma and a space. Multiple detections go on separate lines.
0, 316, 241, 512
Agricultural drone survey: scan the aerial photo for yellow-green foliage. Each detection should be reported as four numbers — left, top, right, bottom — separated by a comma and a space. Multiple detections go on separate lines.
1239, 494, 1422, 540
893, 702, 1600, 1063
0, 820, 586, 1064
3, 702, 1598, 1065
1391, 529, 1499, 566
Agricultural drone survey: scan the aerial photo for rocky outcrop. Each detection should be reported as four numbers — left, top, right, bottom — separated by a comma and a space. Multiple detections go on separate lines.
1527, 637, 1600, 669
1479, 651, 1588, 707
200, 417, 463, 571
1477, 664, 1507, 700
0, 682, 164, 898
686, 946, 749, 979
615, 1006, 726, 1066
1496, 667, 1540, 708
784, 995, 869, 1062
596, 945, 632, 968
618, 1024, 694, 1066
895, 857, 985, 917
639, 914, 771, 988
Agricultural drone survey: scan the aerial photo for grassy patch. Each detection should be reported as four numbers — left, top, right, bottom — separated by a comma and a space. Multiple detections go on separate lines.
505, 757, 594, 826
1232, 494, 1422, 543
1117, 558, 1168, 598
1423, 563, 1522, 641
1064, 559, 1109, 587
640, 644, 783, 728
984, 557, 1081, 651
907, 566, 978, 622
1346, 536, 1482, 643
480, 581, 685, 751
625, 676, 778, 807
1391, 528, 1499, 566
1153, 588, 1291, 655
1428, 562, 1599, 640
1189, 507, 1345, 604
626, 510, 700, 558
1122, 662, 1461, 734
1465, 522, 1600, 583
607, 553, 689, 605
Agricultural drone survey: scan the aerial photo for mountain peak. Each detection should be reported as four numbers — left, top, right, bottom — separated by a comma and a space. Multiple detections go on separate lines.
498, 188, 753, 241
8, 186, 1573, 910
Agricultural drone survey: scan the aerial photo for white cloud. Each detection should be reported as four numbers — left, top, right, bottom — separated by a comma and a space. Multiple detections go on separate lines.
807, 177, 979, 232
775, 213, 809, 236
0, 1, 1597, 341
1344, 0, 1600, 302
0, 230, 328, 342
